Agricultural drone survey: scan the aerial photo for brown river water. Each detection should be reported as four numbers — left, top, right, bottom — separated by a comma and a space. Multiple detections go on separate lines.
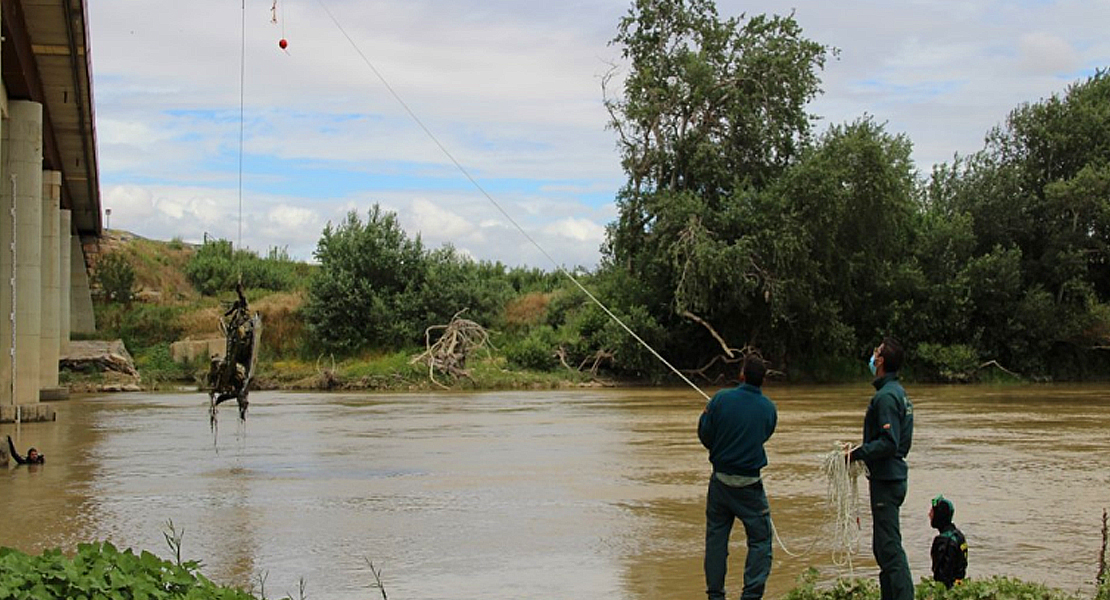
1, 385, 1108, 599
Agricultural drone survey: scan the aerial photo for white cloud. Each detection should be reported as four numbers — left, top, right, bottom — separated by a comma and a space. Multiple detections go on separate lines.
543, 218, 606, 243
1018, 32, 1080, 75
89, 0, 1110, 268
407, 198, 483, 243
103, 185, 157, 220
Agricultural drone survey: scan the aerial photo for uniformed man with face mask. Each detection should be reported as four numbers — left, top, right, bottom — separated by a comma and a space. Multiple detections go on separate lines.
849, 336, 914, 600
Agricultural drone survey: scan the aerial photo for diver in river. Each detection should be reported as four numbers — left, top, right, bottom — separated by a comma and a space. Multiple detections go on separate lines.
930, 494, 968, 588
7, 435, 45, 465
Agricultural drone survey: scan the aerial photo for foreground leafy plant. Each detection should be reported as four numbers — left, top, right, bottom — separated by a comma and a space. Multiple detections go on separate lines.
0, 541, 280, 600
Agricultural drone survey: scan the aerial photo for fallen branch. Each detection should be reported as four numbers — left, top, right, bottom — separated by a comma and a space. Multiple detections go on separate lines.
578, 350, 614, 377
314, 354, 339, 390
682, 353, 744, 383
680, 310, 741, 358
977, 360, 1022, 379
555, 346, 575, 372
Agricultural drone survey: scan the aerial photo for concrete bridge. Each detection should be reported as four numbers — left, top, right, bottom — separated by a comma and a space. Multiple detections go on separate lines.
0, 0, 100, 421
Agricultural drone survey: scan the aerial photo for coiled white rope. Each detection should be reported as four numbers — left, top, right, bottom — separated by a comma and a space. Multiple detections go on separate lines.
769, 442, 867, 575
822, 443, 867, 573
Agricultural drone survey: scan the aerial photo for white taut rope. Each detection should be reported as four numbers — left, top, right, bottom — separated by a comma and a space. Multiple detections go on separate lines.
309, 10, 871, 574
314, 0, 711, 401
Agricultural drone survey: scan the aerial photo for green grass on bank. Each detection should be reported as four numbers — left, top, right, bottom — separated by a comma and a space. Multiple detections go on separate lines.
2, 544, 1107, 600
256, 351, 595, 392
785, 568, 1110, 600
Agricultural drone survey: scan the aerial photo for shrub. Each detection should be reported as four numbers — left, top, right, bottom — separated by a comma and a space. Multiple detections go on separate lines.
96, 251, 136, 303
916, 343, 979, 382
504, 326, 558, 371
303, 207, 427, 354
185, 239, 298, 295
113, 304, 184, 351
783, 569, 1091, 600
504, 292, 552, 330
134, 343, 194, 384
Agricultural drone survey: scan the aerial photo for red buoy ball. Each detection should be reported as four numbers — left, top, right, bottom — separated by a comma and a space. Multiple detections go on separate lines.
279, 38, 288, 50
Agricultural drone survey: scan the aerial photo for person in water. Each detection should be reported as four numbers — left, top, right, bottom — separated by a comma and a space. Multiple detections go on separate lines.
7, 434, 45, 465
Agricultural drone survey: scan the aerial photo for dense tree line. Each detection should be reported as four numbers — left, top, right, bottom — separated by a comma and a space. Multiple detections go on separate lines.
590, 0, 1110, 381
304, 0, 1110, 381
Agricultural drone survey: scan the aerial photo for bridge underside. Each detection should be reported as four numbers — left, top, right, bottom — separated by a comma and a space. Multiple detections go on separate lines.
0, 0, 101, 416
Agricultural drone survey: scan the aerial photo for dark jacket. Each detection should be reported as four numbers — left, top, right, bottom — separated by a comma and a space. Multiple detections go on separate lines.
698, 383, 777, 477
850, 373, 913, 480
7, 435, 44, 465
931, 524, 968, 587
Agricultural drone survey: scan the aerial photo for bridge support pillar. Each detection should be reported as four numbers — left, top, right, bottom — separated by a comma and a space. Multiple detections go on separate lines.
70, 236, 95, 335
1, 101, 44, 406
40, 170, 61, 391
59, 209, 71, 356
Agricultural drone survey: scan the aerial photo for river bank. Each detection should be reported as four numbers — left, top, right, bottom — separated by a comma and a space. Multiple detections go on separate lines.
59, 345, 629, 395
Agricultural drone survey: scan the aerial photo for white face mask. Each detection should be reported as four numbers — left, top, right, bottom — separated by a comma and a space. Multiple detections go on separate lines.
869, 353, 878, 376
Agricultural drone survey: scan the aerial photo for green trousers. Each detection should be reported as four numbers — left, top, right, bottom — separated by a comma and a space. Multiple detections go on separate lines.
705, 478, 772, 600
869, 478, 914, 600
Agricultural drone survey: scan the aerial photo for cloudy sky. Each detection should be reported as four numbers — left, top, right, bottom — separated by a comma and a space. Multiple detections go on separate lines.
88, 0, 1110, 269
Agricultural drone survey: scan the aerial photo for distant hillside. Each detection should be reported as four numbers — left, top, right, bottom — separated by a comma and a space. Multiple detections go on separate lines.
89, 231, 308, 354
91, 230, 200, 304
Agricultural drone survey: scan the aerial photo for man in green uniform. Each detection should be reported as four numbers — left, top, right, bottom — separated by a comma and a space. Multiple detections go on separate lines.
699, 355, 778, 600
850, 337, 914, 600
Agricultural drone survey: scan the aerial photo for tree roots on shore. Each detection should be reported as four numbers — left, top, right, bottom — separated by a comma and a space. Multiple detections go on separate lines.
410, 310, 493, 389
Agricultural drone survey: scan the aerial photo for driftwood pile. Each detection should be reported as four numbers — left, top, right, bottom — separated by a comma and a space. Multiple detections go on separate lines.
411, 311, 492, 388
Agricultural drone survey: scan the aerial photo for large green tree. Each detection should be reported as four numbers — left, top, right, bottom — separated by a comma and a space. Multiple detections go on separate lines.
601, 0, 834, 372
303, 206, 427, 353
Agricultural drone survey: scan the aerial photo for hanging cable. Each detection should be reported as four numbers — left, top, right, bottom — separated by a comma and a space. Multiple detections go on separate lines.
315, 0, 710, 400
237, 0, 246, 254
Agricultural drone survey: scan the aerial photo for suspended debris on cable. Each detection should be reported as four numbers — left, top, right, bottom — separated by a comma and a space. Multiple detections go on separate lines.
207, 283, 262, 425
272, 0, 289, 52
